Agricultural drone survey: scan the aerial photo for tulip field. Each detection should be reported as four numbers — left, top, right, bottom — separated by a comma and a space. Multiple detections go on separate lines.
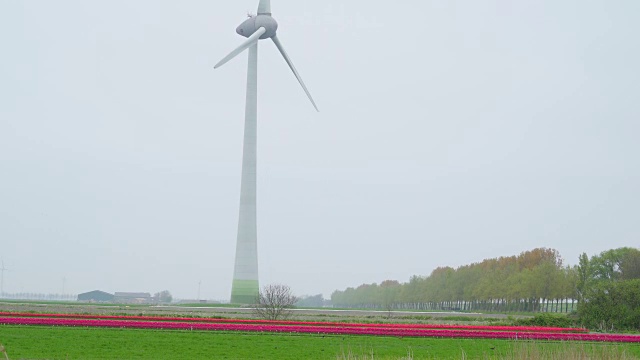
1, 311, 639, 359
2, 312, 639, 342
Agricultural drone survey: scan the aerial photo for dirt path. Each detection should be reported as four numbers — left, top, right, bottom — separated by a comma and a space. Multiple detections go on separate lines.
0, 301, 530, 322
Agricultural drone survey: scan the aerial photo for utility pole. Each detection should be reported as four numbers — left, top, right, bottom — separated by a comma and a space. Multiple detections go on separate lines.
197, 280, 202, 302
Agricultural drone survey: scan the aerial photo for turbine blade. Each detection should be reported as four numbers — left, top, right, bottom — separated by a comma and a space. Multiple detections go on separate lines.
214, 27, 266, 69
271, 35, 319, 112
258, 0, 271, 14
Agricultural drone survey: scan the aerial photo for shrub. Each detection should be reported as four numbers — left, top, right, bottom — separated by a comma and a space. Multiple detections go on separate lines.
578, 279, 640, 331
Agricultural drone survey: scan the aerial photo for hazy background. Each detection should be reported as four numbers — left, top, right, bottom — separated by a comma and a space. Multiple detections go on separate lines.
1, 0, 638, 300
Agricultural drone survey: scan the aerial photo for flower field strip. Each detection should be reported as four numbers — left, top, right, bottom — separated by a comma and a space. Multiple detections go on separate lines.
0, 312, 587, 333
1, 317, 638, 343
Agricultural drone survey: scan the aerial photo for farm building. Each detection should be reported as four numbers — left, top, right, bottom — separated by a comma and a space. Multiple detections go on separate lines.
114, 292, 152, 304
77, 290, 114, 303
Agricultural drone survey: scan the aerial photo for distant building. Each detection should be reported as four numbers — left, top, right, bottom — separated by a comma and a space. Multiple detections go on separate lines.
77, 290, 114, 303
114, 292, 152, 304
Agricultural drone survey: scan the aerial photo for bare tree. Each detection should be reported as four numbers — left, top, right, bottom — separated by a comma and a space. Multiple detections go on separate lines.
253, 284, 298, 320
153, 290, 173, 304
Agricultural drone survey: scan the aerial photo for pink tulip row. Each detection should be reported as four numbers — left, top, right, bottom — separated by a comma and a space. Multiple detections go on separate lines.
1, 316, 638, 343
0, 312, 587, 333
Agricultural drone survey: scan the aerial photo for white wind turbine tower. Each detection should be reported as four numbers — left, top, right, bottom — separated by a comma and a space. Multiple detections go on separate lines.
215, 0, 318, 304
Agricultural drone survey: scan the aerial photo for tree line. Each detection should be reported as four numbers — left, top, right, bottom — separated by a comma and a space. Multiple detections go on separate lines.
331, 247, 640, 319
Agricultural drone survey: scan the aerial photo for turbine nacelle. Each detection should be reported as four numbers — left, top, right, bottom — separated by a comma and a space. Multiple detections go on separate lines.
237, 15, 278, 40
215, 0, 318, 112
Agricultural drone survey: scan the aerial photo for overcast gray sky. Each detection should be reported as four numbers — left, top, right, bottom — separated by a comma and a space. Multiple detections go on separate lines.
1, 0, 638, 301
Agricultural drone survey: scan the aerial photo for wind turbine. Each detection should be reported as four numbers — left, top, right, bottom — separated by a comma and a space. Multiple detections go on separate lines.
215, 0, 318, 304
0, 259, 9, 298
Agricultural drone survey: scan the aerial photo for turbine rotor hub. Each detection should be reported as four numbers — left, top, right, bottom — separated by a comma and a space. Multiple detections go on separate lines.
236, 15, 278, 40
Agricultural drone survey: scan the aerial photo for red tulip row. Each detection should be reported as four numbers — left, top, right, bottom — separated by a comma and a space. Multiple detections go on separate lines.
0, 312, 587, 333
1, 317, 638, 343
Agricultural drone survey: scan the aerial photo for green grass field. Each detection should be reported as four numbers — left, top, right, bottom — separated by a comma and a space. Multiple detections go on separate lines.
1, 325, 639, 359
